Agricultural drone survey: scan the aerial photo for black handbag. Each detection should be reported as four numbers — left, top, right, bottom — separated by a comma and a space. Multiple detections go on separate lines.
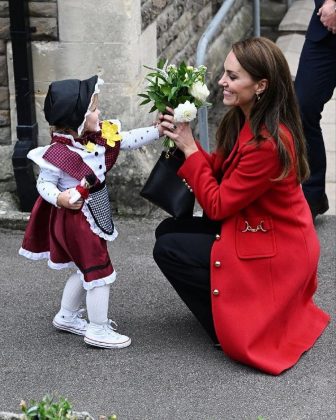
140, 148, 195, 218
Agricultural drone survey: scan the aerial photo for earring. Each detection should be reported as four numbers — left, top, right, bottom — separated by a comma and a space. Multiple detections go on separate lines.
256, 92, 261, 101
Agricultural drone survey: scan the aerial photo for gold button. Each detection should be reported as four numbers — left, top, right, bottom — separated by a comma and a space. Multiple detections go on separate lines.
182, 179, 187, 183
214, 261, 221, 267
215, 234, 220, 240
213, 289, 220, 296
190, 188, 193, 192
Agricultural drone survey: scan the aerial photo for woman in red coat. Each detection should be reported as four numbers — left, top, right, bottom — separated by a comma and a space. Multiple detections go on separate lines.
153, 37, 330, 375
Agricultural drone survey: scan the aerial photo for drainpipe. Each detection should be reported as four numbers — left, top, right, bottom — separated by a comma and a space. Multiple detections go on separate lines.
196, 0, 260, 151
196, 0, 236, 151
9, 0, 38, 212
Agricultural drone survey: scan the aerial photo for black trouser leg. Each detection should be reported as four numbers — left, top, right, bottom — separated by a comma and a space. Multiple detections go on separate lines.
295, 36, 336, 204
153, 217, 220, 343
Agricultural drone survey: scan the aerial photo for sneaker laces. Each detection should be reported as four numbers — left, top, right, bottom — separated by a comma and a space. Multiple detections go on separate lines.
107, 319, 118, 331
76, 308, 86, 319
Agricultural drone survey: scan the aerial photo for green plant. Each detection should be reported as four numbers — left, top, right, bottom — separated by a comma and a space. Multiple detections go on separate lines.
139, 59, 211, 148
20, 395, 73, 419
20, 395, 118, 420
139, 58, 210, 113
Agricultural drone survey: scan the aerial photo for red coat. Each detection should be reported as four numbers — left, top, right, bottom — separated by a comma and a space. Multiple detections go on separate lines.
178, 121, 330, 375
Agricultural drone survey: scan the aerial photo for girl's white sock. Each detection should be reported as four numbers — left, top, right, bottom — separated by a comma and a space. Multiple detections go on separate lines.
59, 272, 86, 316
86, 284, 110, 325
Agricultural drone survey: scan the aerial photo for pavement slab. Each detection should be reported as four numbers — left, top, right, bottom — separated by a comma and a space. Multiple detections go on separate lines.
0, 215, 335, 420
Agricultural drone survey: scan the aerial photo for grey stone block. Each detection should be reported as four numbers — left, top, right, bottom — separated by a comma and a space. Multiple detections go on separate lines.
29, 2, 57, 18
0, 86, 9, 108
0, 54, 8, 85
0, 126, 10, 145
30, 17, 58, 40
0, 40, 5, 54
279, 0, 314, 32
276, 33, 305, 79
0, 1, 9, 18
260, 0, 287, 26
0, 109, 9, 126
0, 17, 9, 39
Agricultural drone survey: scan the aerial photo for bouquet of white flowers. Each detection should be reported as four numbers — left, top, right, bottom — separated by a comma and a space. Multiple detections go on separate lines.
139, 59, 211, 148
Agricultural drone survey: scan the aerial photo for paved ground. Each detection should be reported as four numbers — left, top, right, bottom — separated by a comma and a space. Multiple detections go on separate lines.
0, 215, 335, 420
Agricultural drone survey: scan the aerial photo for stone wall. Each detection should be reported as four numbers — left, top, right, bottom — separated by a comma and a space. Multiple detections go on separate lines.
0, 0, 58, 193
0, 0, 57, 147
1, 0, 289, 214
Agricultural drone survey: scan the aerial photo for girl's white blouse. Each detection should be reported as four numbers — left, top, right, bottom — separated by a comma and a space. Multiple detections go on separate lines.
28, 122, 160, 207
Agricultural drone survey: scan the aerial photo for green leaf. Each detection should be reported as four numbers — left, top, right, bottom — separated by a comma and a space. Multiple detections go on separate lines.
139, 98, 151, 105
155, 102, 167, 112
138, 93, 149, 99
161, 86, 171, 96
157, 57, 166, 69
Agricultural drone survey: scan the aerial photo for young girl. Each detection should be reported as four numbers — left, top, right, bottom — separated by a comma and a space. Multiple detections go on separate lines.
19, 75, 163, 349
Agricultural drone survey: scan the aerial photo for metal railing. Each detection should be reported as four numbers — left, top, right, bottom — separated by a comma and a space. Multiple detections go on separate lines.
196, 0, 261, 151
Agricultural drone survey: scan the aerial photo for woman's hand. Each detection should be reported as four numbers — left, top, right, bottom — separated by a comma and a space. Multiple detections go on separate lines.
57, 189, 83, 210
161, 107, 198, 158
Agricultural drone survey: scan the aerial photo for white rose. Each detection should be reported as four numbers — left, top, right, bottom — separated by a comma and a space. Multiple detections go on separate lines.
174, 101, 197, 122
188, 81, 210, 103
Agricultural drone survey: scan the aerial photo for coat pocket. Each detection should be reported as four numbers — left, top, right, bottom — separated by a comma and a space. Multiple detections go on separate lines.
235, 216, 277, 259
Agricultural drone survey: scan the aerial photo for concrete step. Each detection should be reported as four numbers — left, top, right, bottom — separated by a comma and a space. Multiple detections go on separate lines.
276, 33, 305, 79
278, 0, 314, 33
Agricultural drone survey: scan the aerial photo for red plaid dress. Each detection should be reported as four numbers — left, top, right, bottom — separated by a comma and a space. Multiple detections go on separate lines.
20, 129, 120, 290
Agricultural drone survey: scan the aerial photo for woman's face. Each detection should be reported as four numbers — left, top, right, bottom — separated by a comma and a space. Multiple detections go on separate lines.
84, 95, 100, 132
218, 50, 264, 117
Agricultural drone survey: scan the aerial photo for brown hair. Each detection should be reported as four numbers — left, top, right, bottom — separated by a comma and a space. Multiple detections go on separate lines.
216, 37, 309, 182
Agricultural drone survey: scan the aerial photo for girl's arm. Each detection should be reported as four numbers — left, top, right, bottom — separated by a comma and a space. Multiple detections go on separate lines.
37, 168, 83, 210
36, 168, 61, 207
120, 125, 161, 150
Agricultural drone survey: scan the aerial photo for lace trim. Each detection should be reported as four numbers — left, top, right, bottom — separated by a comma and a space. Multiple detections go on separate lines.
19, 247, 50, 260
78, 270, 116, 290
77, 78, 104, 136
81, 202, 118, 241
48, 260, 77, 270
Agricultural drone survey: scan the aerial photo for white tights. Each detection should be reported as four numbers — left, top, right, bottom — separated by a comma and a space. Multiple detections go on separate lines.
60, 273, 85, 313
59, 272, 110, 325
86, 284, 110, 324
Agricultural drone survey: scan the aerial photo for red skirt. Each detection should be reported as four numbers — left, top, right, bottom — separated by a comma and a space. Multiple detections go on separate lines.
20, 197, 114, 288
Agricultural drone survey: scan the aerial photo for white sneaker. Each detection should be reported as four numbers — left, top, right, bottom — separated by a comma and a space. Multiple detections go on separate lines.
53, 308, 88, 336
84, 320, 131, 349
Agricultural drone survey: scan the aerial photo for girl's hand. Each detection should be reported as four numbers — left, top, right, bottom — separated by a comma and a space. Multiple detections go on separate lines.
153, 113, 165, 137
155, 121, 165, 137
161, 107, 198, 158
57, 189, 83, 210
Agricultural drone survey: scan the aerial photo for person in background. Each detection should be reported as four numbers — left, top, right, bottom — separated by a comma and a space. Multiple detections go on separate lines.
154, 37, 330, 375
19, 75, 163, 349
295, 0, 336, 219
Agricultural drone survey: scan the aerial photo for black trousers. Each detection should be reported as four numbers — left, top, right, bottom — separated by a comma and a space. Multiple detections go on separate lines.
295, 35, 336, 203
153, 217, 221, 343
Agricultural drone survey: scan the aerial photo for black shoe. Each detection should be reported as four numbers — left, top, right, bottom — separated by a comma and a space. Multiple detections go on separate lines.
308, 194, 329, 220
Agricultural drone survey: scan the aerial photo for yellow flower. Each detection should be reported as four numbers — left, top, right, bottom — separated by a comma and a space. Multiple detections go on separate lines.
102, 120, 122, 147
84, 141, 96, 153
